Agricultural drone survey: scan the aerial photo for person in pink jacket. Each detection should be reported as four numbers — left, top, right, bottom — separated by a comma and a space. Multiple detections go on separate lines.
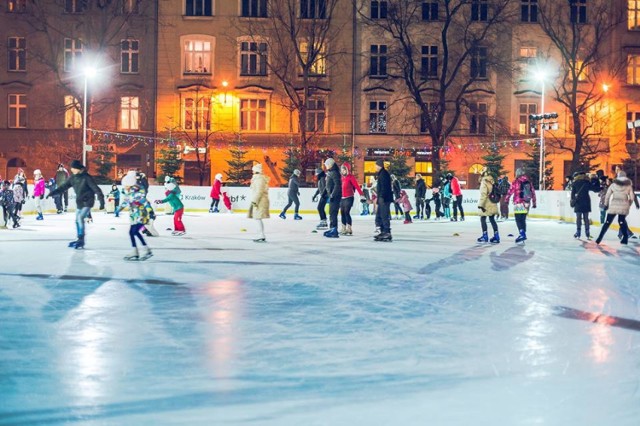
505, 168, 537, 243
33, 169, 46, 220
447, 172, 464, 221
340, 162, 364, 235
209, 173, 222, 212
395, 189, 413, 224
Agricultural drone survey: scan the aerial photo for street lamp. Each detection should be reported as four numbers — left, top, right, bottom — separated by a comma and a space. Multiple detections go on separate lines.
82, 66, 97, 166
626, 119, 640, 188
535, 70, 547, 190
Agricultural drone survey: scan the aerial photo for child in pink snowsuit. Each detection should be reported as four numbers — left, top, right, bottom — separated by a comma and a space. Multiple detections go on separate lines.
395, 189, 413, 224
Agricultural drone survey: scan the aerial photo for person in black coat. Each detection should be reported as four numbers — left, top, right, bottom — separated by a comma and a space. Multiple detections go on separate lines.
570, 171, 599, 239
414, 174, 426, 219
390, 174, 403, 218
312, 168, 328, 228
374, 159, 393, 241
48, 160, 105, 249
323, 158, 342, 237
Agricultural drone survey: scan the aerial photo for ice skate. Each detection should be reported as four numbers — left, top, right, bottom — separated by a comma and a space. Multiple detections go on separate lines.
316, 220, 328, 230
403, 219, 412, 224
490, 232, 500, 244
36, 213, 43, 220
138, 246, 153, 261
279, 212, 286, 220
171, 231, 186, 236
324, 227, 339, 238
515, 229, 527, 244
253, 237, 266, 243
339, 225, 347, 235
294, 214, 303, 220
124, 248, 139, 261
345, 225, 353, 236
477, 232, 488, 243
574, 231, 580, 239
68, 237, 84, 248
375, 232, 392, 242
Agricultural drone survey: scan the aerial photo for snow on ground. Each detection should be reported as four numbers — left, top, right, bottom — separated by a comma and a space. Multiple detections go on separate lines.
1, 211, 640, 425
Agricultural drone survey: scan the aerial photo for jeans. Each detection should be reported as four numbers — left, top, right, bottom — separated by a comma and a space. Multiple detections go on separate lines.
375, 200, 392, 233
282, 194, 300, 214
576, 212, 590, 234
340, 197, 354, 226
317, 196, 327, 221
453, 195, 464, 219
75, 206, 92, 237
129, 223, 147, 247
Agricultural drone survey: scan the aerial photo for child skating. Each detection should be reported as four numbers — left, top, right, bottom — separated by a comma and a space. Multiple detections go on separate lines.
117, 171, 153, 261
155, 181, 186, 235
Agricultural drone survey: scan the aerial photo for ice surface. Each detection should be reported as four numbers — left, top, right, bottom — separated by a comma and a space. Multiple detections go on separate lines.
1, 211, 640, 425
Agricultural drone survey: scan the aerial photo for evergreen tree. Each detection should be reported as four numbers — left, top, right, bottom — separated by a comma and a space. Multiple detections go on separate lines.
481, 143, 507, 179
92, 148, 115, 184
280, 146, 301, 185
388, 150, 412, 187
523, 142, 554, 190
225, 137, 252, 185
336, 141, 355, 174
157, 143, 183, 184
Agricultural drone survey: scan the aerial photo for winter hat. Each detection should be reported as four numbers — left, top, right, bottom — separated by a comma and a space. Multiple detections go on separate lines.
252, 163, 263, 174
70, 160, 84, 170
33, 169, 42, 176
2, 180, 9, 186
375, 159, 384, 167
617, 170, 627, 179
293, 169, 301, 176
215, 173, 223, 181
516, 168, 524, 177
121, 170, 138, 187
416, 174, 422, 179
164, 176, 171, 183
324, 158, 335, 169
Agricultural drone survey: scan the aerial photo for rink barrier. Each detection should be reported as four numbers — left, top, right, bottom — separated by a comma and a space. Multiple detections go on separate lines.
18, 185, 640, 232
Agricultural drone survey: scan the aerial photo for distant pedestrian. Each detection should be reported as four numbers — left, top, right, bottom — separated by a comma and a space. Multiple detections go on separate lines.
280, 169, 302, 220
248, 163, 270, 242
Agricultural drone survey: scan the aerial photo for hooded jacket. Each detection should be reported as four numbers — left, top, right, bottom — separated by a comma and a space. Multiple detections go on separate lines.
287, 174, 300, 197
49, 170, 104, 209
570, 173, 596, 213
248, 172, 270, 219
326, 163, 342, 202
395, 189, 412, 212
604, 176, 634, 216
506, 175, 537, 207
341, 163, 363, 199
210, 176, 222, 199
313, 171, 327, 200
478, 175, 499, 217
33, 177, 45, 198
415, 178, 426, 199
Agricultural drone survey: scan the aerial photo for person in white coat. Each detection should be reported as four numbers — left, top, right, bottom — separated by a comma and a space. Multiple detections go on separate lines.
596, 171, 635, 245
248, 163, 270, 242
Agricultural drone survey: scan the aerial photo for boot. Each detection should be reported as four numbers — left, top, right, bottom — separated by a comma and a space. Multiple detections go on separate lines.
279, 212, 286, 219
294, 214, 303, 220
585, 226, 592, 240
324, 227, 339, 238
374, 226, 381, 236
595, 222, 610, 245
68, 236, 84, 248
339, 225, 347, 235
515, 229, 527, 243
477, 232, 488, 243
124, 247, 139, 261
139, 246, 153, 260
375, 232, 393, 242
316, 220, 328, 230
620, 222, 629, 245
574, 230, 580, 239
36, 213, 43, 220
490, 232, 500, 244
346, 224, 353, 235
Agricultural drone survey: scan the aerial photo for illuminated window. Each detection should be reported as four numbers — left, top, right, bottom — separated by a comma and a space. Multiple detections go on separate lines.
626, 111, 640, 141
300, 41, 326, 76
8, 37, 26, 72
121, 39, 139, 74
7, 0, 26, 13
369, 101, 387, 133
240, 98, 267, 131
8, 94, 27, 128
415, 162, 433, 174
629, 0, 640, 30
183, 38, 212, 75
575, 60, 587, 81
183, 96, 211, 130
121, 96, 139, 130
627, 54, 640, 85
519, 103, 537, 134
63, 38, 82, 72
64, 96, 81, 129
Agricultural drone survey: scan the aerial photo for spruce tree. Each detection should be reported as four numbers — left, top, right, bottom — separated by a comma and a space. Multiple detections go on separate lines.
92, 148, 115, 184
387, 151, 412, 187
280, 146, 301, 185
523, 142, 554, 190
225, 137, 252, 185
157, 143, 183, 184
481, 143, 507, 178
336, 140, 355, 173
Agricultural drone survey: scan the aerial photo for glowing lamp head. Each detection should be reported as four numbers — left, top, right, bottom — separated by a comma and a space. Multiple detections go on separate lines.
83, 66, 97, 78
602, 83, 610, 93
222, 80, 229, 88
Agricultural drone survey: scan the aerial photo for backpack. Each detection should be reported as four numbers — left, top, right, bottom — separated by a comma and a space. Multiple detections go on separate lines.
488, 183, 501, 203
519, 180, 532, 202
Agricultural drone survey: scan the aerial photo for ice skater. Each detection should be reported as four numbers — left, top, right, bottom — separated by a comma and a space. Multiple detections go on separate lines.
0, 180, 19, 229
46, 178, 63, 214
155, 180, 186, 236
210, 173, 222, 212
280, 169, 302, 220
441, 176, 452, 219
570, 171, 599, 239
395, 189, 413, 224
477, 169, 500, 244
374, 159, 393, 241
117, 171, 153, 261
413, 174, 426, 220
391, 174, 403, 219
248, 163, 270, 242
47, 160, 105, 249
497, 175, 511, 221
109, 184, 121, 214
33, 169, 45, 220
596, 171, 635, 245
339, 162, 364, 235
505, 168, 536, 243
312, 167, 328, 229
55, 164, 69, 212
323, 158, 341, 238
448, 172, 464, 221
360, 183, 370, 216
11, 178, 25, 221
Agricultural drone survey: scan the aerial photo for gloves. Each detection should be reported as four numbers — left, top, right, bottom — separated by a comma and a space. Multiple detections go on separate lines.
45, 194, 50, 199
533, 204, 537, 209
21, 200, 25, 205
40, 195, 44, 200
478, 206, 486, 212
154, 200, 162, 204
360, 196, 366, 202
312, 195, 318, 202
99, 202, 105, 211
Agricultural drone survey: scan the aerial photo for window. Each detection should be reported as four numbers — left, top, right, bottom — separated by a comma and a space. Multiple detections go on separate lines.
241, 0, 267, 17
628, 54, 640, 85
422, 1, 438, 21
300, 41, 326, 76
369, 101, 387, 133
64, 96, 81, 129
519, 46, 537, 78
183, 39, 211, 74
8, 94, 27, 128
240, 99, 267, 131
370, 45, 387, 77
521, 0, 537, 22
570, 0, 587, 24
123, 0, 140, 14
304, 98, 326, 132
64, 0, 85, 13
575, 60, 587, 81
471, 0, 488, 22
121, 39, 139, 74
469, 102, 487, 134
301, 0, 326, 18
371, 0, 387, 19
421, 45, 438, 79
519, 103, 537, 134
626, 111, 640, 141
121, 96, 139, 130
629, 0, 640, 30
185, 0, 212, 16
470, 46, 487, 79
183, 96, 211, 130
8, 37, 26, 72
240, 41, 267, 76
63, 38, 82, 72
420, 103, 437, 133
7, 0, 26, 12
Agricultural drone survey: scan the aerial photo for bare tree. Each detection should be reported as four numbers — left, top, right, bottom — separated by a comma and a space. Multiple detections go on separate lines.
239, 0, 346, 181
536, 0, 623, 173
357, 0, 514, 175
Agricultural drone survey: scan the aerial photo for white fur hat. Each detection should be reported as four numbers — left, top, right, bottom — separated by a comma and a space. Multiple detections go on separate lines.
33, 169, 42, 176
252, 163, 263, 174
324, 158, 335, 169
121, 170, 138, 187
215, 173, 223, 181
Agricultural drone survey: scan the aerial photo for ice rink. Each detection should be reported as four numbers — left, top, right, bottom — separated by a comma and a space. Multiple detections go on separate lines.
1, 210, 639, 425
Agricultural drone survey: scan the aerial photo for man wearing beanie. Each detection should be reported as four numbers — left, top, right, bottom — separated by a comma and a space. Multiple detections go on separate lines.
374, 159, 393, 241
323, 158, 341, 238
48, 160, 105, 249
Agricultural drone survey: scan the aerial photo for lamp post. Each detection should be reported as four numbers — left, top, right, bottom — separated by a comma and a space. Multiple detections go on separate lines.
627, 119, 640, 188
82, 66, 97, 166
536, 71, 546, 190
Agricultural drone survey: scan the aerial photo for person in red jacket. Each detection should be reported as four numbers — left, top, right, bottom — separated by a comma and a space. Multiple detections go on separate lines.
210, 173, 222, 212
340, 162, 364, 235
447, 172, 465, 221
